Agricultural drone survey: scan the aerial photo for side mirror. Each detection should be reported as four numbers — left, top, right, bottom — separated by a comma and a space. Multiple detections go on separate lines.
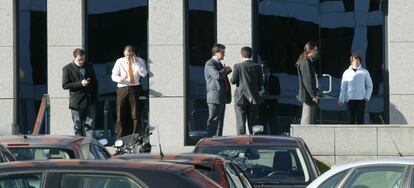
114, 140, 124, 147
98, 139, 108, 146
252, 125, 264, 135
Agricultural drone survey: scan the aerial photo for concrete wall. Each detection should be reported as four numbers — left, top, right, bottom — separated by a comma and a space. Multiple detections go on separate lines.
388, 0, 414, 124
48, 0, 84, 136
0, 0, 15, 135
291, 125, 414, 166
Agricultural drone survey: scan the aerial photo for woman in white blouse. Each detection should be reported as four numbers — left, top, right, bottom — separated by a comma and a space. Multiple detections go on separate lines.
338, 52, 373, 124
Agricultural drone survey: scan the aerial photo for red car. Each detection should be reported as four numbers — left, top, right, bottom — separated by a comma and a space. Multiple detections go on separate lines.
114, 153, 254, 188
0, 135, 111, 160
193, 135, 320, 188
0, 160, 221, 188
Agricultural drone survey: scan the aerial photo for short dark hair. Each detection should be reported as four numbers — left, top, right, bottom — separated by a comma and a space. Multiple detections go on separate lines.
241, 46, 252, 58
211, 43, 225, 56
349, 52, 361, 64
73, 48, 85, 58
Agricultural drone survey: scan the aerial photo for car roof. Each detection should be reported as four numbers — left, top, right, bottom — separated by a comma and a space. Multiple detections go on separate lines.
114, 153, 230, 170
308, 157, 414, 187
0, 135, 90, 148
196, 135, 302, 147
0, 159, 198, 172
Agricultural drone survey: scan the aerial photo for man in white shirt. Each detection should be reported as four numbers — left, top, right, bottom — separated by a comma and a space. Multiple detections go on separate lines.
111, 45, 148, 138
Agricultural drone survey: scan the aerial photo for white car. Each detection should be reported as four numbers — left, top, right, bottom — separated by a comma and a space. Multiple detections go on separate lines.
307, 157, 414, 188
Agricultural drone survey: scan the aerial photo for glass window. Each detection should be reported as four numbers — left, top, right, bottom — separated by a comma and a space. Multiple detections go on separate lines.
197, 146, 310, 185
232, 163, 254, 188
224, 162, 244, 188
343, 166, 404, 188
319, 169, 349, 188
89, 144, 110, 160
17, 0, 47, 134
255, 0, 387, 132
8, 148, 75, 161
60, 173, 143, 188
0, 173, 42, 188
86, 0, 149, 135
185, 0, 216, 145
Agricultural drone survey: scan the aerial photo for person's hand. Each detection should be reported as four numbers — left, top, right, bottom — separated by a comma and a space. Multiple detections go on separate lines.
312, 96, 319, 103
81, 79, 89, 86
338, 101, 344, 106
364, 98, 369, 102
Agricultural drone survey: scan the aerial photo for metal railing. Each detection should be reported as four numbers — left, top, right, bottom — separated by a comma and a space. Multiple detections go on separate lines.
32, 94, 50, 135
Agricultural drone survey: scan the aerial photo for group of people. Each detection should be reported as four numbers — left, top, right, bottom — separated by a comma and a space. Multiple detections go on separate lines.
62, 41, 373, 138
205, 41, 373, 137
62, 46, 147, 138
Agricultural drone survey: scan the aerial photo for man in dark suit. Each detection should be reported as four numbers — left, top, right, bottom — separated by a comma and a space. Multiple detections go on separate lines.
259, 63, 281, 135
231, 46, 262, 135
205, 43, 232, 137
62, 48, 98, 137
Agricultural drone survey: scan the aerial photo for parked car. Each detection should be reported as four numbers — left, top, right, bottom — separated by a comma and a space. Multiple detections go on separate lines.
114, 153, 254, 188
307, 157, 414, 188
193, 135, 320, 187
0, 160, 221, 188
0, 135, 111, 160
0, 143, 15, 162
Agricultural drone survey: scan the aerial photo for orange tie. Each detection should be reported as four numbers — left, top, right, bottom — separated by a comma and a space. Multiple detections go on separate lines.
128, 61, 135, 84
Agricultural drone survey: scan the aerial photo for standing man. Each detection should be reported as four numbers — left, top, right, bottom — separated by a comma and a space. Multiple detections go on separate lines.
231, 46, 262, 135
62, 48, 98, 137
205, 43, 232, 137
259, 63, 281, 134
112, 45, 148, 138
296, 41, 319, 124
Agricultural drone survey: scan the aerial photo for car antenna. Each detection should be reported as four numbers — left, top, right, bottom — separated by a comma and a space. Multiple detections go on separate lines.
380, 114, 403, 157
155, 124, 164, 158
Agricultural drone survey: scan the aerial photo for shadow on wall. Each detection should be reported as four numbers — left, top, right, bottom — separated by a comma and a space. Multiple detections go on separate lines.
390, 103, 408, 124
147, 58, 163, 97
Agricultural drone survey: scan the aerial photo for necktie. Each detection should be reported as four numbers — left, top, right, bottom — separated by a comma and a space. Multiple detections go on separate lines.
128, 61, 135, 84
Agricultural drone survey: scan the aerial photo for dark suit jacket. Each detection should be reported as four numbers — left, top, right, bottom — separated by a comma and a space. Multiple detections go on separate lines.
204, 58, 231, 104
62, 61, 98, 110
261, 74, 281, 96
230, 60, 262, 105
297, 58, 318, 105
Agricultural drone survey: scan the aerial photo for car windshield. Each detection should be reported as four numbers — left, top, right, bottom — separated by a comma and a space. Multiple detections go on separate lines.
9, 148, 75, 161
197, 146, 310, 185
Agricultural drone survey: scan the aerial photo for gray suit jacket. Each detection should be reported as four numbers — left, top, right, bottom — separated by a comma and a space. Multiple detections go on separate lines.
230, 60, 262, 105
204, 58, 230, 104
297, 58, 318, 105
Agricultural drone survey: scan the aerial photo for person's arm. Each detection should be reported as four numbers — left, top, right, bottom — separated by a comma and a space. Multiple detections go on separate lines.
137, 57, 148, 77
300, 60, 318, 98
364, 70, 373, 101
230, 64, 239, 85
206, 62, 226, 80
339, 71, 348, 103
111, 60, 126, 83
62, 65, 82, 90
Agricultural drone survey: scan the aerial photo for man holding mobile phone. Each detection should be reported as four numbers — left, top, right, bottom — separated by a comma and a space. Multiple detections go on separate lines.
62, 48, 98, 137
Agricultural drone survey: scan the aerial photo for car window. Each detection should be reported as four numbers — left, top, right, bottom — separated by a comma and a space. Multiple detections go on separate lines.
343, 166, 404, 188
319, 169, 349, 188
8, 148, 75, 161
0, 173, 42, 188
231, 163, 253, 188
60, 173, 143, 188
224, 162, 244, 188
90, 143, 111, 160
197, 146, 310, 185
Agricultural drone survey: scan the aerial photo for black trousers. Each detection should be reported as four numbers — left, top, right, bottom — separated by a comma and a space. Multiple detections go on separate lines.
116, 86, 141, 138
346, 100, 366, 124
207, 103, 225, 137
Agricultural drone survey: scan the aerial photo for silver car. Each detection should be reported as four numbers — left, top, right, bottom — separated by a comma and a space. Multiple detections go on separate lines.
307, 157, 414, 188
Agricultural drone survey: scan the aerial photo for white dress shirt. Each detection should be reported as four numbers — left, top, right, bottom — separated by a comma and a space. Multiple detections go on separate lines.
111, 56, 148, 88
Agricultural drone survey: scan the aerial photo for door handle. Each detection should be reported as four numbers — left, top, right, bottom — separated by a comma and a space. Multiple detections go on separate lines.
322, 74, 332, 94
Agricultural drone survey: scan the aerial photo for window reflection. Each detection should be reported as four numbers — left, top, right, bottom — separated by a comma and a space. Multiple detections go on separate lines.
86, 0, 148, 136
255, 0, 387, 131
17, 0, 47, 134
185, 0, 216, 145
